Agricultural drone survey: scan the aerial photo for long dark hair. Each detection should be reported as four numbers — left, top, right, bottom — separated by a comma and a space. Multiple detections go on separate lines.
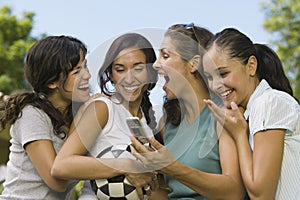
205, 28, 298, 103
163, 24, 214, 125
98, 33, 158, 134
0, 35, 87, 135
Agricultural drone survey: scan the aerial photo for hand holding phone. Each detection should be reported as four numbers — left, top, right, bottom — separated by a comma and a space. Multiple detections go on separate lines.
126, 117, 149, 144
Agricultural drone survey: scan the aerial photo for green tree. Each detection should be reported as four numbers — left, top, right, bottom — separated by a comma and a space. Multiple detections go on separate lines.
0, 6, 40, 94
262, 0, 300, 100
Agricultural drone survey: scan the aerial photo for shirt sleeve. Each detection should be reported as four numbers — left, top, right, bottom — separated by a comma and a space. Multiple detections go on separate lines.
13, 106, 53, 147
249, 90, 298, 136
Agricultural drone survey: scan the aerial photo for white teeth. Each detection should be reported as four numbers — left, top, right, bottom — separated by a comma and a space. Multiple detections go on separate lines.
221, 90, 232, 97
78, 84, 89, 89
124, 86, 139, 91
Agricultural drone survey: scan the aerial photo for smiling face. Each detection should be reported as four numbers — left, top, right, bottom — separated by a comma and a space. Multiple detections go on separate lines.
111, 48, 148, 103
153, 36, 192, 100
203, 47, 258, 108
59, 52, 91, 103
48, 52, 91, 110
66, 59, 91, 103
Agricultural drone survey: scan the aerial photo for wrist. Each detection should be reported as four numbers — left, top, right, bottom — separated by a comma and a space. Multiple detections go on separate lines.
160, 160, 180, 176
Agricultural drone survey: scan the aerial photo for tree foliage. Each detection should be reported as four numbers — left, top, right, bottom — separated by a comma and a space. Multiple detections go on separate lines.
262, 0, 300, 100
0, 6, 39, 94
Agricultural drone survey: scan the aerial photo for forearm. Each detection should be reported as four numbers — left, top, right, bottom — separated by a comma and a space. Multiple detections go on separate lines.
235, 130, 284, 199
161, 161, 245, 199
235, 135, 255, 194
51, 155, 122, 180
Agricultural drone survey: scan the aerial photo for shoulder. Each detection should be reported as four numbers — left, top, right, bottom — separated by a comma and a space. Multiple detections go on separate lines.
249, 89, 299, 133
76, 96, 111, 117
23, 105, 48, 116
18, 105, 51, 124
252, 89, 298, 112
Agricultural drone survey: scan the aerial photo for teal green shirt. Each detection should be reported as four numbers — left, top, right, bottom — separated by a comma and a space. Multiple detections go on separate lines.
164, 106, 221, 200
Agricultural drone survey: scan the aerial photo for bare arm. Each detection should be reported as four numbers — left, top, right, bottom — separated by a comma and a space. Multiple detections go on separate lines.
51, 101, 124, 179
235, 129, 284, 199
163, 127, 245, 200
25, 140, 68, 192
51, 100, 155, 199
204, 99, 284, 199
131, 133, 246, 200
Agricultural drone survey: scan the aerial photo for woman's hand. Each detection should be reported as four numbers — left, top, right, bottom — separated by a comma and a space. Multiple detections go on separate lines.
126, 172, 159, 199
130, 137, 175, 172
204, 99, 248, 140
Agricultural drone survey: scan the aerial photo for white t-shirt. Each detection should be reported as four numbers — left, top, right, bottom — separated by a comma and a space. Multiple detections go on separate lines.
244, 79, 300, 199
0, 105, 76, 200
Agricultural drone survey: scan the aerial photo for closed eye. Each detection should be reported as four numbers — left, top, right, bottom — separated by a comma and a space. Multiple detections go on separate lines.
219, 71, 229, 77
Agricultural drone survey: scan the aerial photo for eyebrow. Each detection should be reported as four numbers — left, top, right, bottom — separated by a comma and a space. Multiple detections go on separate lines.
71, 59, 87, 71
113, 61, 146, 67
160, 48, 178, 56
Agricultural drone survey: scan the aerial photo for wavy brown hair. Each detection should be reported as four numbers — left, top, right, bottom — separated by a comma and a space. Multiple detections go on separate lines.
0, 35, 87, 136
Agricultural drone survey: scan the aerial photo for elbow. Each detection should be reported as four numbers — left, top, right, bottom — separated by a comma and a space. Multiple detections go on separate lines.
246, 185, 276, 200
40, 168, 67, 193
51, 161, 66, 179
247, 190, 276, 200
49, 165, 68, 192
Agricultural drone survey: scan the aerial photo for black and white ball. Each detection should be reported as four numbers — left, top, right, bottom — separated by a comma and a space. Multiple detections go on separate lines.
90, 144, 143, 200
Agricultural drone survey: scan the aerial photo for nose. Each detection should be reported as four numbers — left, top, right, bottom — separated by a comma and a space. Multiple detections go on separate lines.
82, 67, 91, 80
123, 70, 134, 84
153, 58, 161, 71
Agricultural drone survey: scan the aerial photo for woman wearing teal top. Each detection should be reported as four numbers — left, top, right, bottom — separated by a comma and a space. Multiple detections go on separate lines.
163, 106, 221, 199
131, 23, 246, 199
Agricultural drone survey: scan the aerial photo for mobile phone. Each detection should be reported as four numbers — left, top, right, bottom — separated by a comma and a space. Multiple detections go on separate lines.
126, 117, 148, 144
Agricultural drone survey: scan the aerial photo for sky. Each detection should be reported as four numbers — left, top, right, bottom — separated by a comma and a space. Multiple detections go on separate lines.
1, 0, 270, 51
0, 0, 271, 118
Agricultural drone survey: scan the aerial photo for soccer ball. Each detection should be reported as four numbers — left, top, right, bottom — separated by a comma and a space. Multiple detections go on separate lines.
90, 144, 143, 200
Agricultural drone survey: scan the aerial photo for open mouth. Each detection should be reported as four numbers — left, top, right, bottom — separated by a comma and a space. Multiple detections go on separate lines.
78, 83, 90, 91
220, 89, 233, 98
123, 85, 140, 93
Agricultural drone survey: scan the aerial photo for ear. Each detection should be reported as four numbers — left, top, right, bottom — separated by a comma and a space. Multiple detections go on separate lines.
189, 55, 201, 73
247, 55, 257, 76
47, 82, 59, 89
